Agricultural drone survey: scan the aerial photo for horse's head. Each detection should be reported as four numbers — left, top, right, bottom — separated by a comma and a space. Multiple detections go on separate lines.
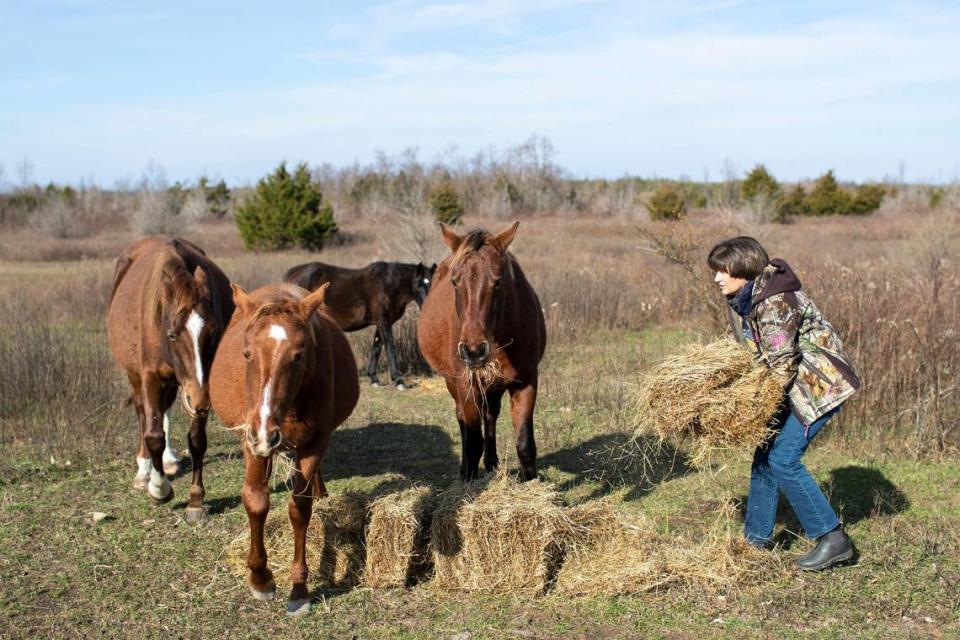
412, 262, 438, 308
231, 284, 328, 458
159, 266, 217, 417
440, 221, 519, 369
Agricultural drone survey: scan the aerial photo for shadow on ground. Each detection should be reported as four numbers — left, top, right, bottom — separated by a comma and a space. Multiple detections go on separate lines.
325, 421, 458, 493
539, 433, 693, 501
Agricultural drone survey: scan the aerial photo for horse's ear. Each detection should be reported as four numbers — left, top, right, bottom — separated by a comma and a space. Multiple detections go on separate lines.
193, 266, 210, 298
300, 282, 329, 321
490, 221, 519, 253
415, 262, 425, 277
440, 223, 464, 252
430, 263, 437, 277
231, 283, 255, 317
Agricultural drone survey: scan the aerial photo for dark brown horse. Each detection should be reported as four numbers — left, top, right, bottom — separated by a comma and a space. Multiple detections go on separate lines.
210, 283, 359, 615
417, 222, 546, 481
283, 260, 436, 388
106, 236, 233, 521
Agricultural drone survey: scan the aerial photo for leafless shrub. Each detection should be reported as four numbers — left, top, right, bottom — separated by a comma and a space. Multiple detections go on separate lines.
131, 188, 190, 235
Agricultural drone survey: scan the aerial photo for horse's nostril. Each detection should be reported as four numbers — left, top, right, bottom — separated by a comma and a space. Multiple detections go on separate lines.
268, 431, 281, 449
478, 341, 490, 359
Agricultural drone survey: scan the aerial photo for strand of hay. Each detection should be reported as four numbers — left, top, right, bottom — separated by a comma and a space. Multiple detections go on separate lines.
430, 472, 578, 595
225, 491, 370, 591
554, 500, 767, 597
634, 339, 784, 465
363, 485, 435, 588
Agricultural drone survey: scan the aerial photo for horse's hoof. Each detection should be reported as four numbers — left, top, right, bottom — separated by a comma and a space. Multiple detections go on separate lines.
163, 462, 180, 477
249, 583, 276, 601
286, 599, 312, 616
395, 382, 408, 391
370, 381, 381, 388
132, 475, 149, 491
184, 506, 208, 524
148, 479, 174, 504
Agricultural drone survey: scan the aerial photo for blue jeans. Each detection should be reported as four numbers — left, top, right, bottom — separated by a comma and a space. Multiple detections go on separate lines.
744, 405, 842, 545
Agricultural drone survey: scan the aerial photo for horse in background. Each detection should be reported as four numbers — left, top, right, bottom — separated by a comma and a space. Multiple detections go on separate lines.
106, 236, 234, 521
417, 222, 546, 481
283, 260, 436, 389
210, 282, 359, 616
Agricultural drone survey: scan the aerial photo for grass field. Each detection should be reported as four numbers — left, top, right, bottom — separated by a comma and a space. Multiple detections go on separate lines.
1, 216, 959, 638
2, 328, 959, 638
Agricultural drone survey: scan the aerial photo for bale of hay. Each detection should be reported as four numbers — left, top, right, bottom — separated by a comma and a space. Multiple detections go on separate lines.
554, 499, 767, 597
225, 491, 370, 590
430, 473, 577, 595
363, 485, 435, 588
634, 339, 783, 465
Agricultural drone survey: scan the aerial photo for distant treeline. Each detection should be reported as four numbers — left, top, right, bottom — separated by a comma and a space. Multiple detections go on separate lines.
2, 136, 957, 250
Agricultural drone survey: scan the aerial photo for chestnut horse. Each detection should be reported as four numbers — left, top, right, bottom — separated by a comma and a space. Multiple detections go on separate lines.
283, 260, 437, 388
210, 283, 359, 615
107, 236, 233, 520
417, 222, 546, 481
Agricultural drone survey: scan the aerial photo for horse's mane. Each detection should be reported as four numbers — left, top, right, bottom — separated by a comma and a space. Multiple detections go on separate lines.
442, 228, 516, 282
151, 252, 197, 322
451, 229, 491, 266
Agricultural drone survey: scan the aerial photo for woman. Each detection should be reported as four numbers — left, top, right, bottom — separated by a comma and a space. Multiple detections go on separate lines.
708, 236, 861, 571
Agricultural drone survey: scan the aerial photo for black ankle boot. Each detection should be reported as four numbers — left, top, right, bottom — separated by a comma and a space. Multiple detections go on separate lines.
795, 526, 854, 571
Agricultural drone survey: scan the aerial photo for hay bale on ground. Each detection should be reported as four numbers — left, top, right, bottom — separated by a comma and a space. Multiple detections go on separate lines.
634, 339, 783, 465
555, 500, 767, 597
225, 491, 370, 590
430, 473, 577, 595
363, 485, 435, 588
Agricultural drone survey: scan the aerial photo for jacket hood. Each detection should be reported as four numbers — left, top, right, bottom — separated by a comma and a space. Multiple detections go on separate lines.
752, 258, 802, 306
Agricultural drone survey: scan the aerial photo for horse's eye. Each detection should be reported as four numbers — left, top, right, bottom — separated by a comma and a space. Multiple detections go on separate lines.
242, 350, 252, 361
167, 331, 177, 341
291, 351, 303, 363
493, 277, 502, 288
451, 278, 459, 289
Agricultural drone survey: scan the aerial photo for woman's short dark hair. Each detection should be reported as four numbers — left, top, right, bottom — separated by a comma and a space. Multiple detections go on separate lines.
707, 236, 769, 280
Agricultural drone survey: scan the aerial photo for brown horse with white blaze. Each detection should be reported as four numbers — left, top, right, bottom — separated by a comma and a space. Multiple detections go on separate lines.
106, 236, 234, 521
210, 283, 359, 615
417, 222, 546, 481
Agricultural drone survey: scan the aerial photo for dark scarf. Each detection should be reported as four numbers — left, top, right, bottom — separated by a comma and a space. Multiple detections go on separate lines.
726, 280, 755, 318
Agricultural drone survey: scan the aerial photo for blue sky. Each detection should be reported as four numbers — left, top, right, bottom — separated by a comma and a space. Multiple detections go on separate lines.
1, 0, 958, 186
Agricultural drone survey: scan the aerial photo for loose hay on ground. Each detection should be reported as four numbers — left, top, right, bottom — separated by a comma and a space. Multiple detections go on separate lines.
430, 472, 578, 595
363, 485, 435, 588
634, 339, 784, 465
225, 491, 370, 590
555, 499, 769, 597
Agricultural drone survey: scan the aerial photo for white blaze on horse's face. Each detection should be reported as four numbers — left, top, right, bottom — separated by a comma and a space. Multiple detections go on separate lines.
254, 324, 288, 453
186, 310, 205, 386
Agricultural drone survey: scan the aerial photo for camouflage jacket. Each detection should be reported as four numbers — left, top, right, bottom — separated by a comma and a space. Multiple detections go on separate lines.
740, 260, 861, 425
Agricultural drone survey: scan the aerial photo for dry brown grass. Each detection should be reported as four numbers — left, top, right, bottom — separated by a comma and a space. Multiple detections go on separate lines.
634, 339, 783, 466
429, 472, 577, 595
555, 499, 771, 597
363, 485, 435, 588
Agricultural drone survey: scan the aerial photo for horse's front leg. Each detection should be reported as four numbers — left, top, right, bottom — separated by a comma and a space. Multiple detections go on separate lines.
287, 450, 322, 616
243, 447, 275, 600
509, 379, 539, 481
482, 389, 504, 472
141, 371, 173, 503
184, 411, 208, 523
379, 323, 405, 389
456, 393, 484, 481
366, 328, 384, 386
